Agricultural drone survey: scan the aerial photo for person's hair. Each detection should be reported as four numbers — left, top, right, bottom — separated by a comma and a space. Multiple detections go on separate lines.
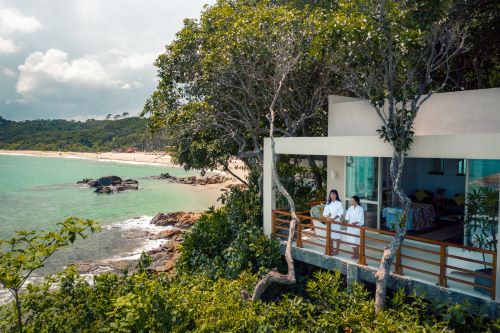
352, 195, 360, 205
327, 189, 341, 204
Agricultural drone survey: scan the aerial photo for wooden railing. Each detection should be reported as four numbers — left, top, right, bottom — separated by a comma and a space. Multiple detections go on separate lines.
272, 210, 497, 300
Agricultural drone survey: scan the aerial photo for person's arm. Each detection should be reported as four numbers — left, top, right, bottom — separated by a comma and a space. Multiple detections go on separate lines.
322, 205, 330, 218
354, 208, 365, 226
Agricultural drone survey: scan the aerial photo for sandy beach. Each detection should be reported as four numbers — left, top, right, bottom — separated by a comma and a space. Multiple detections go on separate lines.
0, 150, 248, 184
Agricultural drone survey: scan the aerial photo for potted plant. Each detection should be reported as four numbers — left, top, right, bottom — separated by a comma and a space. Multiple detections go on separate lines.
464, 185, 499, 295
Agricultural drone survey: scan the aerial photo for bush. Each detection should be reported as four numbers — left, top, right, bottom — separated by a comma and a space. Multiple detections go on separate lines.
1, 269, 497, 332
177, 185, 281, 279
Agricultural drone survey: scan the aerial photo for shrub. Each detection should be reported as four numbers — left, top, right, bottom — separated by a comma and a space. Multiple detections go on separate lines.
2, 270, 497, 332
177, 185, 281, 279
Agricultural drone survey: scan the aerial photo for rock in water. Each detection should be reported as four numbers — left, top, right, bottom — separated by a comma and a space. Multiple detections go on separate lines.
97, 175, 122, 186
150, 212, 201, 228
78, 176, 139, 194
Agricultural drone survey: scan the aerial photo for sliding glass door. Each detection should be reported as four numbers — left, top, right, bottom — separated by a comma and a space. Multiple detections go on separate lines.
465, 159, 500, 246
346, 156, 380, 228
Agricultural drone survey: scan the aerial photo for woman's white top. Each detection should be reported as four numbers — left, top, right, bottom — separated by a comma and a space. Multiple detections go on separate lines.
323, 200, 344, 220
345, 205, 365, 225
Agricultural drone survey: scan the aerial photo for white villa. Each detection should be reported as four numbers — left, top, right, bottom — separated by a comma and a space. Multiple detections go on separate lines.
263, 88, 500, 315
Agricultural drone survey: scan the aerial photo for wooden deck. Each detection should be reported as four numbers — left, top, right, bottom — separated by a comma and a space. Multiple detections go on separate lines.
272, 210, 497, 301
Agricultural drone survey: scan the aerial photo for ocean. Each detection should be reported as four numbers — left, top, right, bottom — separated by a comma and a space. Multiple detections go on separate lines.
0, 154, 221, 275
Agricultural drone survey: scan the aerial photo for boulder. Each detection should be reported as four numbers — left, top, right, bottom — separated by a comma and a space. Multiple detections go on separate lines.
150, 212, 201, 228
79, 176, 139, 193
154, 229, 182, 239
95, 185, 113, 194
152, 173, 229, 186
98, 175, 122, 186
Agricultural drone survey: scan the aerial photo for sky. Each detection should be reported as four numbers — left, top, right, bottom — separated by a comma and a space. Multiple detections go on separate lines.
0, 0, 215, 121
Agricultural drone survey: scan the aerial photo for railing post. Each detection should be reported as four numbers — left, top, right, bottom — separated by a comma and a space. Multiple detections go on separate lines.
395, 246, 403, 275
491, 252, 497, 300
439, 244, 447, 287
359, 227, 366, 265
325, 219, 331, 256
297, 222, 303, 248
271, 211, 277, 235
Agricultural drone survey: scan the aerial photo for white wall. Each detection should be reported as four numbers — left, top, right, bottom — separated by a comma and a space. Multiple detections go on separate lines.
328, 88, 500, 137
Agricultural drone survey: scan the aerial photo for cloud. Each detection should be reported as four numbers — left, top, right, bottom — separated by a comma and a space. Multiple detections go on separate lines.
114, 51, 158, 70
2, 67, 16, 77
0, 37, 18, 53
16, 48, 131, 96
0, 8, 43, 34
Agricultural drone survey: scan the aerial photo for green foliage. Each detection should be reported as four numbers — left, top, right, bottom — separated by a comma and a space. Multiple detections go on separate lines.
177, 185, 281, 279
0, 217, 99, 332
465, 186, 500, 258
143, 0, 332, 172
0, 116, 166, 152
1, 269, 497, 332
276, 157, 326, 210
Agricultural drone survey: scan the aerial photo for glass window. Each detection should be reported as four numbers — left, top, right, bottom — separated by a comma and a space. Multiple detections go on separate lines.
428, 158, 444, 175
457, 159, 466, 176
465, 159, 500, 246
468, 159, 500, 190
346, 156, 378, 201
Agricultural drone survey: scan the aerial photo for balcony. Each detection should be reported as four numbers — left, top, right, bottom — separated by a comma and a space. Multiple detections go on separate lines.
272, 209, 498, 314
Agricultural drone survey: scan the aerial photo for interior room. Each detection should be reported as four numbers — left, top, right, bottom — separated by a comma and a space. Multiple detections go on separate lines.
385, 158, 467, 243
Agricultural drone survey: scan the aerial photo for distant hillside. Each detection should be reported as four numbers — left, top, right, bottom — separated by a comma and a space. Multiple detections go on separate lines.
0, 116, 167, 152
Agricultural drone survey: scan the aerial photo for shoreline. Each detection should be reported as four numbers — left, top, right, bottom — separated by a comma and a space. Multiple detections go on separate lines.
0, 213, 200, 304
0, 149, 248, 183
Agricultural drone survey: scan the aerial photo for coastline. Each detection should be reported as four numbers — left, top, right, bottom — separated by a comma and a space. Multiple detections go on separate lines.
0, 150, 248, 183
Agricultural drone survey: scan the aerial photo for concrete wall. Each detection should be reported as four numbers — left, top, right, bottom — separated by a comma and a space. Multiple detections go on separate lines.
328, 88, 500, 137
326, 156, 346, 202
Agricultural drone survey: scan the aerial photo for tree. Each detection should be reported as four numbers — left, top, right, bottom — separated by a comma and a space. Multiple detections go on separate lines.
105, 114, 112, 120
337, 0, 467, 312
0, 217, 99, 332
113, 115, 121, 121
122, 112, 130, 118
242, 21, 303, 301
142, 1, 336, 188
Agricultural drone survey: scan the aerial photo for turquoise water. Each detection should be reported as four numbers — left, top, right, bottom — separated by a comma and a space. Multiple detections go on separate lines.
0, 154, 221, 273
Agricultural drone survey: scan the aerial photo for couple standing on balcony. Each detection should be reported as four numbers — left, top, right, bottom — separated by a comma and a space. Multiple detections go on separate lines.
323, 189, 365, 259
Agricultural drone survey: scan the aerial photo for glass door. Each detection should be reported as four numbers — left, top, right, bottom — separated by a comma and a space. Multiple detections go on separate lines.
465, 159, 500, 246
346, 156, 379, 228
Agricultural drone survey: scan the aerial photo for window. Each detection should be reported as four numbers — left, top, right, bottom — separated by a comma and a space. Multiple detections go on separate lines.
457, 159, 466, 176
428, 158, 444, 175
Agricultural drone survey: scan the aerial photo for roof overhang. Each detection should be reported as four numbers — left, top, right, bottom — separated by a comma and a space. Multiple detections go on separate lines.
269, 134, 500, 159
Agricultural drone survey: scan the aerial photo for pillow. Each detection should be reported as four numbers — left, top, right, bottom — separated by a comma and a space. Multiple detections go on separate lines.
454, 194, 465, 206
415, 190, 428, 202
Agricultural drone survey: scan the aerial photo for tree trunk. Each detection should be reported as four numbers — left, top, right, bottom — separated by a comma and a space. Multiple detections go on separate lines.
374, 151, 411, 313
242, 70, 298, 301
306, 155, 323, 191
14, 289, 22, 333
224, 165, 248, 186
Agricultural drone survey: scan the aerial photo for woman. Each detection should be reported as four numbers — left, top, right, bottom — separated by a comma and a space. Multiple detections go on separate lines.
344, 196, 364, 259
322, 189, 344, 255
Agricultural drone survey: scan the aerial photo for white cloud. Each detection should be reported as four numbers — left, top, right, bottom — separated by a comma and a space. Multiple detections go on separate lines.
16, 48, 131, 96
0, 37, 18, 54
2, 67, 16, 77
114, 51, 158, 70
0, 8, 43, 34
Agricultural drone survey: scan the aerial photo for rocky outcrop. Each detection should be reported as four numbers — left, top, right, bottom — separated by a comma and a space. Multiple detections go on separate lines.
74, 211, 201, 275
77, 176, 139, 194
150, 212, 201, 228
152, 173, 229, 186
